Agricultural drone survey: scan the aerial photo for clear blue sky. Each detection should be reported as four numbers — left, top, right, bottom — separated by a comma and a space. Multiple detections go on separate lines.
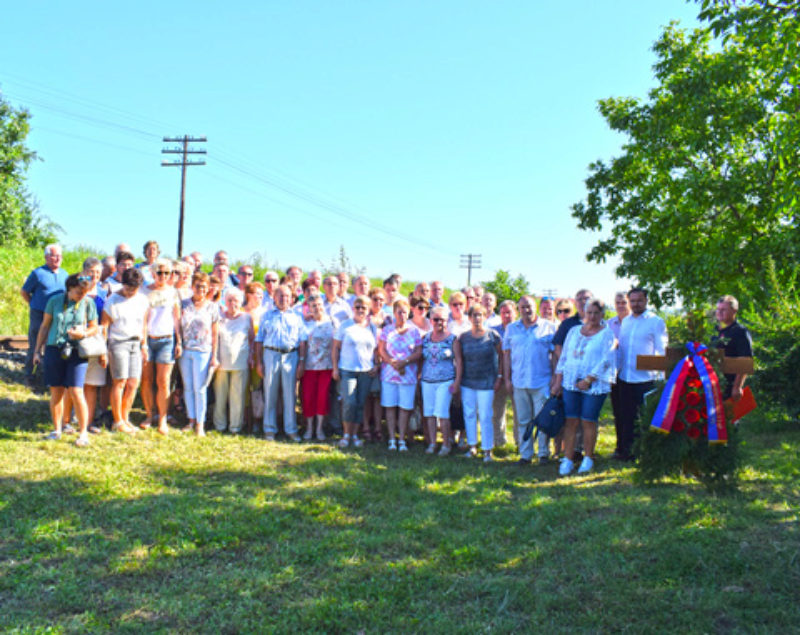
1, 1, 699, 300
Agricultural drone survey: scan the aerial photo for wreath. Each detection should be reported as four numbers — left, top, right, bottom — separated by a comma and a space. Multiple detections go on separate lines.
634, 342, 740, 492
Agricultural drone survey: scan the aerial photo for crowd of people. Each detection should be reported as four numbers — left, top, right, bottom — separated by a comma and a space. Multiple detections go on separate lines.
20, 241, 752, 475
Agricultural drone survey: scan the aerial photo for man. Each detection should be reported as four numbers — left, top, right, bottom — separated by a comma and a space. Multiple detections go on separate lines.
100, 256, 116, 283
504, 296, 558, 463
114, 243, 132, 260
711, 295, 752, 401
214, 251, 237, 287
106, 251, 136, 294
461, 286, 477, 308
348, 274, 370, 307
21, 244, 68, 385
430, 281, 446, 310
616, 287, 668, 461
237, 265, 254, 292
472, 285, 485, 304
189, 251, 203, 272
307, 269, 323, 290
382, 274, 403, 313
213, 262, 233, 295
255, 285, 308, 441
490, 297, 517, 446
607, 291, 631, 444
322, 276, 353, 323
337, 272, 350, 299
482, 292, 501, 329
539, 296, 555, 321
262, 271, 279, 311
413, 282, 431, 302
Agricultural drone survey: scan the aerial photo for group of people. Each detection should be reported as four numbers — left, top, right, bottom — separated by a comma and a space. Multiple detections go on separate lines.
21, 241, 752, 475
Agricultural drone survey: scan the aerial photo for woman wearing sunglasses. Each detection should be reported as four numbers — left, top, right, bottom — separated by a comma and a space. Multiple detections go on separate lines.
141, 258, 182, 434
420, 306, 461, 455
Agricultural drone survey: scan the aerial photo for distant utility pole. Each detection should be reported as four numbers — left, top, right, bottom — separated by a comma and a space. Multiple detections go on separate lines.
460, 253, 482, 286
540, 288, 558, 299
161, 135, 207, 257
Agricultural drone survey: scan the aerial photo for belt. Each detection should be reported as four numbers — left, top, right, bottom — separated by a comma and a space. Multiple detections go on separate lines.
149, 334, 173, 340
264, 345, 298, 354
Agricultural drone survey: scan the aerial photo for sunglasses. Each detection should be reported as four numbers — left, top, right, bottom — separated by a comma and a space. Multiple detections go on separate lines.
415, 305, 429, 311
156, 271, 170, 276
431, 317, 445, 323
354, 305, 367, 310
557, 309, 571, 314
77, 275, 91, 282
265, 279, 278, 284
240, 271, 254, 277
172, 270, 181, 275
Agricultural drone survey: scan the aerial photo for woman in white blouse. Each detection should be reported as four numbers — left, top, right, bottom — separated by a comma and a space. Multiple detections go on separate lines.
552, 298, 616, 476
213, 289, 254, 434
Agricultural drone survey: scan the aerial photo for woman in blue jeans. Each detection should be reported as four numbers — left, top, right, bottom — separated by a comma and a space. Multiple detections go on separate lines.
552, 298, 616, 475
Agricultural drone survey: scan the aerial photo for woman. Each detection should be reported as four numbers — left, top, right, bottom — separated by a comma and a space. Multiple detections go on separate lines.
363, 287, 389, 440
33, 273, 99, 447
552, 298, 616, 476
179, 272, 220, 436
555, 299, 575, 323
332, 295, 379, 448
214, 288, 253, 434
447, 291, 470, 336
378, 299, 422, 451
455, 304, 503, 462
173, 260, 193, 300
244, 282, 265, 327
420, 306, 461, 455
409, 295, 432, 335
81, 257, 109, 434
101, 268, 150, 434
244, 282, 266, 430
207, 274, 223, 306
302, 293, 337, 440
137, 240, 160, 285
140, 258, 182, 434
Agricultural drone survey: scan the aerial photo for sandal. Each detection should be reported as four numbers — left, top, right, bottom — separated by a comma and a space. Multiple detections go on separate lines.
362, 428, 373, 443
74, 435, 90, 448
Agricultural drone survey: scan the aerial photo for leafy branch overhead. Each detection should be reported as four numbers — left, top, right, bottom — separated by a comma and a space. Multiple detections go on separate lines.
572, 0, 799, 309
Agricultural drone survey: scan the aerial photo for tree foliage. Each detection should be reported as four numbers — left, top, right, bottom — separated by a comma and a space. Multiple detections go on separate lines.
481, 269, 530, 305
0, 93, 58, 247
572, 0, 799, 309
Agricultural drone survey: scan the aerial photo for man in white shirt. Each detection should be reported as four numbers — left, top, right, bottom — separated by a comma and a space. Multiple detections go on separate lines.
348, 275, 371, 308
616, 287, 668, 461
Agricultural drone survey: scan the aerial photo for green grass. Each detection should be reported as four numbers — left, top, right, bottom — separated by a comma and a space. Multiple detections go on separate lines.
1, 351, 798, 633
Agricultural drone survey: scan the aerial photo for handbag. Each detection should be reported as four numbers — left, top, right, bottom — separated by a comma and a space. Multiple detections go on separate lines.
76, 298, 108, 358
522, 395, 565, 441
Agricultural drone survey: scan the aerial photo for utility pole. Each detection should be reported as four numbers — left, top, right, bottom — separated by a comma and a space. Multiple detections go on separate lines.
540, 288, 558, 299
459, 253, 482, 286
161, 136, 207, 257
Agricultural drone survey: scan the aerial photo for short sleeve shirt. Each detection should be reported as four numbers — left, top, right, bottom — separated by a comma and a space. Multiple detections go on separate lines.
23, 265, 68, 312
380, 324, 422, 384
181, 298, 220, 352
218, 312, 252, 370
44, 293, 98, 347
421, 333, 456, 383
103, 292, 150, 342
305, 317, 337, 371
459, 329, 501, 390
335, 319, 378, 372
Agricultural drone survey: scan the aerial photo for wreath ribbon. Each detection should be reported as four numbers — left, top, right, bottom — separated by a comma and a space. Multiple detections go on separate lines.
650, 342, 727, 444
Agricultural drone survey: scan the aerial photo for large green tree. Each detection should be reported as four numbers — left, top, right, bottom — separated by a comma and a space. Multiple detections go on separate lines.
571, 0, 799, 308
0, 93, 57, 247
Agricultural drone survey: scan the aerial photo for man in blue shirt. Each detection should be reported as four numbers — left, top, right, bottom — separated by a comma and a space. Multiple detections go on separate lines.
255, 285, 308, 441
20, 244, 68, 386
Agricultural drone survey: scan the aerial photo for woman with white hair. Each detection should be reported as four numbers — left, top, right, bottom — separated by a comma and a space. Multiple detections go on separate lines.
213, 288, 254, 434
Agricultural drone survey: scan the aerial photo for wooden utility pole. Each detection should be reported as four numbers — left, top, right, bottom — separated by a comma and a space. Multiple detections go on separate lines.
460, 253, 482, 286
161, 136, 206, 257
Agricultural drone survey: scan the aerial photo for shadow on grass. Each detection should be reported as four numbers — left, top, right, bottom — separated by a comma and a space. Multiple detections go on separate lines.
1, 445, 799, 632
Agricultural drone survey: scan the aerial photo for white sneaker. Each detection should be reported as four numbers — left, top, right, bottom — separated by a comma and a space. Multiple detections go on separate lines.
438, 445, 451, 456
559, 457, 575, 476
303, 428, 313, 440
338, 435, 351, 449
425, 443, 436, 454
483, 453, 493, 463
352, 436, 364, 448
388, 439, 397, 451
577, 456, 594, 474
398, 440, 408, 452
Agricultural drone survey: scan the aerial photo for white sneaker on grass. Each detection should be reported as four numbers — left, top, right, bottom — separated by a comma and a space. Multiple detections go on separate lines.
559, 457, 575, 476
577, 456, 594, 474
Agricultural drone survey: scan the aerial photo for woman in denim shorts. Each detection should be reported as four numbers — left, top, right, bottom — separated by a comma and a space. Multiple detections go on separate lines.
552, 298, 617, 476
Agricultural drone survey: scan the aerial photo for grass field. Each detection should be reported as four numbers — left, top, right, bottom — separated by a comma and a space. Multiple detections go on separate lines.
1, 349, 798, 633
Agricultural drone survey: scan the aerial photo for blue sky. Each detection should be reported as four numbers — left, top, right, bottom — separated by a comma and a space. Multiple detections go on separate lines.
1, 1, 700, 300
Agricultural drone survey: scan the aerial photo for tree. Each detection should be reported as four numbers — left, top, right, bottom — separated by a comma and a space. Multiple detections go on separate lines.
317, 245, 365, 277
481, 269, 530, 305
0, 93, 58, 247
571, 0, 799, 309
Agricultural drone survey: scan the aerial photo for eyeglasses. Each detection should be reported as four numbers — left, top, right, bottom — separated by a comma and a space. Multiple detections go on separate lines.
172, 270, 181, 275
415, 305, 429, 311
431, 317, 445, 323
265, 279, 278, 284
354, 305, 367, 310
156, 271, 170, 276
240, 271, 254, 277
